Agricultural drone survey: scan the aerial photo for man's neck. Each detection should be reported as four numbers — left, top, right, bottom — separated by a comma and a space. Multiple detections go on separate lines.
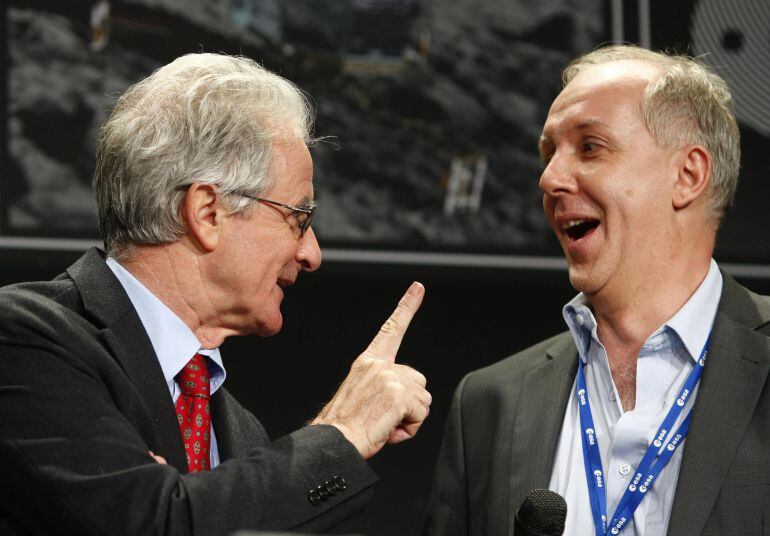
117, 244, 235, 348
588, 257, 712, 411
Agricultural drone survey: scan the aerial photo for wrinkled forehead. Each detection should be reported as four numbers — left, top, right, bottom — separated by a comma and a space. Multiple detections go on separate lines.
266, 137, 314, 196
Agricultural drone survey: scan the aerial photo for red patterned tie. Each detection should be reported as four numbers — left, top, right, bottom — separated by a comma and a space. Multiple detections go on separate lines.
175, 353, 211, 472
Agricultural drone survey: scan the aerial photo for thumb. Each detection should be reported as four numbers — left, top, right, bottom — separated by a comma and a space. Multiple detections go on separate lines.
364, 282, 425, 362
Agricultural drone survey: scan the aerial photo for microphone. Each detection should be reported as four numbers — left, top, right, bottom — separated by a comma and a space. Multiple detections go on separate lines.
514, 489, 567, 536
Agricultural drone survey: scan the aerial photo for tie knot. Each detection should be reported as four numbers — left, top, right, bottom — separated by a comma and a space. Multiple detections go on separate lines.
176, 353, 210, 399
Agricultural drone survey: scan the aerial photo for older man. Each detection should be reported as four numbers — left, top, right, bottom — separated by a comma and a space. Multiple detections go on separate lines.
0, 54, 431, 535
425, 46, 770, 535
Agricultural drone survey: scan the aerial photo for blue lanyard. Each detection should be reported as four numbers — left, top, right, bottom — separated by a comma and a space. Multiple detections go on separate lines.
576, 334, 710, 536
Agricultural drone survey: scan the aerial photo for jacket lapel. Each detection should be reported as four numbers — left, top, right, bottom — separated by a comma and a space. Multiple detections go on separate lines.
509, 334, 578, 527
67, 248, 188, 472
210, 389, 270, 462
210, 390, 240, 462
667, 274, 770, 536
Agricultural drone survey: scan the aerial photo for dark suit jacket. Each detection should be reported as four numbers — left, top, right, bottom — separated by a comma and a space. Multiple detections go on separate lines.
424, 273, 770, 536
0, 248, 377, 535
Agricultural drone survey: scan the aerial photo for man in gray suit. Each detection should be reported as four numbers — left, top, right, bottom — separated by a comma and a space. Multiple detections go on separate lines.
0, 53, 431, 534
425, 45, 770, 535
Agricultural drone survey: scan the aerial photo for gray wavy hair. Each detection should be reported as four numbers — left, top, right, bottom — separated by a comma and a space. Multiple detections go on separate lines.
563, 45, 740, 224
93, 53, 315, 259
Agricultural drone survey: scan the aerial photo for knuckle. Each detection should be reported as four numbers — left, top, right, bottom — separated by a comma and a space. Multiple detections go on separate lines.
353, 355, 376, 370
385, 380, 407, 398
350, 358, 363, 372
378, 368, 398, 383
394, 363, 414, 375
414, 371, 427, 386
379, 316, 401, 337
396, 364, 427, 386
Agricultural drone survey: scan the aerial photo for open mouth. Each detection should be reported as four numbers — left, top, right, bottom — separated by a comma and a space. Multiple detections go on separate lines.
563, 219, 600, 241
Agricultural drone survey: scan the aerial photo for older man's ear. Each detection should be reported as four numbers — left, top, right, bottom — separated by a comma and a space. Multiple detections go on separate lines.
181, 183, 226, 252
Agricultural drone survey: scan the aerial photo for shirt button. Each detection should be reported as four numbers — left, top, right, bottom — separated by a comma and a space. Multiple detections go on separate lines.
576, 314, 585, 326
609, 391, 617, 402
619, 463, 631, 476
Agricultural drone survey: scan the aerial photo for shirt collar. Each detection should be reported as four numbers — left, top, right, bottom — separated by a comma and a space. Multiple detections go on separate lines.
664, 258, 722, 361
563, 259, 723, 364
106, 257, 226, 396
563, 294, 595, 364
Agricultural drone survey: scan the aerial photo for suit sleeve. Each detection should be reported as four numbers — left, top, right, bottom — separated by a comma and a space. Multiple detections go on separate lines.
0, 342, 376, 536
423, 374, 470, 536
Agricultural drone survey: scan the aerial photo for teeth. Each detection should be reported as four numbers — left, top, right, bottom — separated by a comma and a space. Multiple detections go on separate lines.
564, 219, 587, 230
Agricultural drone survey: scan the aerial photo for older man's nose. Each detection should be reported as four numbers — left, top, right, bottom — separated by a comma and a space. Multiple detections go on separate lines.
298, 227, 322, 272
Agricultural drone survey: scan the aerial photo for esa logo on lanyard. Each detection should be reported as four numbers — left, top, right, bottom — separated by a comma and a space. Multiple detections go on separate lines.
576, 335, 710, 536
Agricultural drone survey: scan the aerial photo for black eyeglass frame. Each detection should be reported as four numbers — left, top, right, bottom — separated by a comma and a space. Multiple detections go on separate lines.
240, 194, 317, 237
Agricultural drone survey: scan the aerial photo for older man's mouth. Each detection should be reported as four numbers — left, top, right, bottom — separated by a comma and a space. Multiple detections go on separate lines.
277, 278, 295, 289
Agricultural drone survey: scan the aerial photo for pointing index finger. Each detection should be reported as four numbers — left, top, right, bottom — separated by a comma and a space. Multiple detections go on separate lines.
365, 282, 425, 362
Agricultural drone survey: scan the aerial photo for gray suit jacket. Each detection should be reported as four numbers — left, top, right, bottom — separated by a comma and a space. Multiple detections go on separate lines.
0, 249, 377, 535
424, 273, 770, 535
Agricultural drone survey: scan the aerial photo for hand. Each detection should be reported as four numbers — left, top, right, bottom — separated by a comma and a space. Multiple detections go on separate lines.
149, 451, 167, 465
312, 282, 431, 460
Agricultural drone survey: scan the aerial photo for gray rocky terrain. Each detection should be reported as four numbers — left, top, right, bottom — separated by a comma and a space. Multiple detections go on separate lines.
6, 0, 605, 254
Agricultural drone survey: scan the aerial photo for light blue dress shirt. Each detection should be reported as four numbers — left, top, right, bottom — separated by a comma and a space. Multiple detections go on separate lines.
106, 257, 227, 468
548, 259, 722, 536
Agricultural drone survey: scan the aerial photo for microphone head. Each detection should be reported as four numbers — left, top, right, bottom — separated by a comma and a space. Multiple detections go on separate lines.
514, 489, 567, 536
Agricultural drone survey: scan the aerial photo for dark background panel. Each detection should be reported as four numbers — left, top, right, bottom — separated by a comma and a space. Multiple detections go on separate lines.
1, 0, 603, 253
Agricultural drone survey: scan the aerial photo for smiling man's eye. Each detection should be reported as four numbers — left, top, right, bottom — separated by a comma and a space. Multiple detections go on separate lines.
581, 138, 606, 154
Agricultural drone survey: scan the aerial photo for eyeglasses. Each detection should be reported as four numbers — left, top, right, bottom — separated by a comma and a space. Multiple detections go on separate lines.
241, 194, 317, 237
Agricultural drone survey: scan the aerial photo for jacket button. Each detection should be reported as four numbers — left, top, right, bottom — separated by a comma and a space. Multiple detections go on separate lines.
317, 484, 330, 501
324, 480, 337, 496
333, 475, 347, 491
308, 489, 321, 506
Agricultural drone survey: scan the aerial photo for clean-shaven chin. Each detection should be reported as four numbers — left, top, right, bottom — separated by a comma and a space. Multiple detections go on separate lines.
254, 307, 284, 337
247, 286, 286, 337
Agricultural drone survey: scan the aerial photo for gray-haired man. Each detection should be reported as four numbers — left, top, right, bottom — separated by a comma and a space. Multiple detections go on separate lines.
0, 54, 431, 535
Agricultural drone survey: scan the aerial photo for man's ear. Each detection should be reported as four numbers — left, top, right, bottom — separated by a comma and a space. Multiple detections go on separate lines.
180, 183, 225, 252
673, 145, 711, 210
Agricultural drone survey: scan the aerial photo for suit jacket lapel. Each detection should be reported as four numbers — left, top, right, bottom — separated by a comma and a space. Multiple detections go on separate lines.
210, 392, 233, 461
509, 334, 578, 527
67, 248, 188, 472
210, 389, 270, 462
667, 274, 770, 536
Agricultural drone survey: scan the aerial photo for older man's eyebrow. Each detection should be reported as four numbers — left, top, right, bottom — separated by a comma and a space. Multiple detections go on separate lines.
298, 196, 317, 210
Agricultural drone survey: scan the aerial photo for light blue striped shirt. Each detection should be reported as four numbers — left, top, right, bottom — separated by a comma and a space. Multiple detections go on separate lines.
106, 257, 227, 468
549, 259, 722, 536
